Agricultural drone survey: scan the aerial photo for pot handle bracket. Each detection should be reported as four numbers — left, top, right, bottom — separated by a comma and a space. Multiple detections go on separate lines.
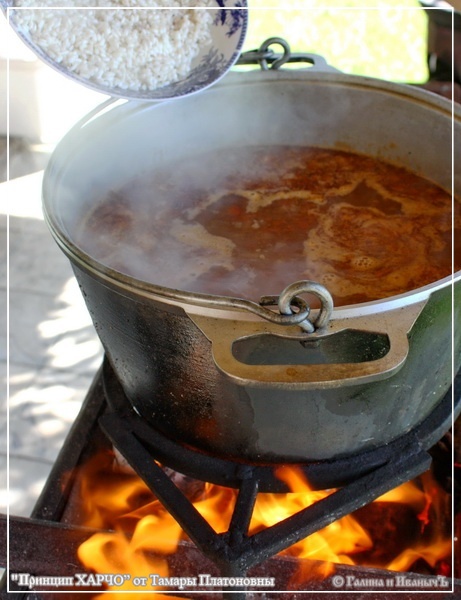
237, 37, 341, 73
189, 293, 428, 389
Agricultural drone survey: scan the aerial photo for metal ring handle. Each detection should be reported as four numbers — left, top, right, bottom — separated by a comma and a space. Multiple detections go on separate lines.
236, 37, 339, 73
258, 37, 291, 70
260, 280, 333, 333
278, 280, 334, 332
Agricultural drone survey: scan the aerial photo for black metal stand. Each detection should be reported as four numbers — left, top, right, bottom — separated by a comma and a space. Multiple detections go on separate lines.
99, 362, 460, 598
3, 359, 459, 599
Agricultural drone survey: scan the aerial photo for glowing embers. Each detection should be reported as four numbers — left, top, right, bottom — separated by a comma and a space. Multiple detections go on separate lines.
73, 450, 452, 595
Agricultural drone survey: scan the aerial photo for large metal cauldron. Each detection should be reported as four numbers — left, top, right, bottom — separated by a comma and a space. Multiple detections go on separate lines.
42, 69, 461, 463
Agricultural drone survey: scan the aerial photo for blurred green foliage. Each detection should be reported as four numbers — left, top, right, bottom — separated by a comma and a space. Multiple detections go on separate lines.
243, 0, 429, 83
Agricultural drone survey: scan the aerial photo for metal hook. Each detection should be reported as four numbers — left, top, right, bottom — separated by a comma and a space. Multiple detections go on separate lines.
258, 37, 292, 70
260, 280, 334, 334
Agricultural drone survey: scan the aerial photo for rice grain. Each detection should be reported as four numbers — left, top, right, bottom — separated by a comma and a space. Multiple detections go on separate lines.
11, 0, 215, 92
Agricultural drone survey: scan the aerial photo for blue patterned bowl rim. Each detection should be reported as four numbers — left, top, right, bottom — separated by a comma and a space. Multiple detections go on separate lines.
1, 0, 249, 100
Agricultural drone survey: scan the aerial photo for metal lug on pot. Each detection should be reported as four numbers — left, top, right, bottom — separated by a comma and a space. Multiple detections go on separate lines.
260, 280, 334, 334
236, 37, 338, 72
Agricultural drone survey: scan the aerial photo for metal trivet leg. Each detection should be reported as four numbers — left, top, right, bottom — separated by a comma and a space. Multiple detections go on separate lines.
99, 410, 433, 598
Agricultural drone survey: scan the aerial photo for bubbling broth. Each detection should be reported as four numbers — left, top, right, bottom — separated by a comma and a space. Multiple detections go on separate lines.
76, 146, 460, 307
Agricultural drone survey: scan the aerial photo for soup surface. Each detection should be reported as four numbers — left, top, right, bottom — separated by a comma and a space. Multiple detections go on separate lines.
75, 146, 460, 307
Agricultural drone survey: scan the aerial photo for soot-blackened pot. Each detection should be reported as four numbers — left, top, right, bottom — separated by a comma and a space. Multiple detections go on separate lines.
42, 69, 461, 463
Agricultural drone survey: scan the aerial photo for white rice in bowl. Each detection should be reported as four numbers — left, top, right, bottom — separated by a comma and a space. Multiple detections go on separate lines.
10, 0, 215, 92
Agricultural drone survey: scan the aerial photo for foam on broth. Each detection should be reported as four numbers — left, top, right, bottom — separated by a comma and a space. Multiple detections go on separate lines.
75, 146, 460, 306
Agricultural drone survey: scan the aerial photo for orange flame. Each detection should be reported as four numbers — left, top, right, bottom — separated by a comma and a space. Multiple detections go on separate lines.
74, 451, 452, 593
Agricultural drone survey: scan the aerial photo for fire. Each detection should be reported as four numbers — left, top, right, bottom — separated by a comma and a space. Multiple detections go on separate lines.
78, 516, 183, 598
376, 473, 453, 574
75, 453, 185, 597
193, 482, 237, 533
73, 450, 453, 593
248, 466, 372, 579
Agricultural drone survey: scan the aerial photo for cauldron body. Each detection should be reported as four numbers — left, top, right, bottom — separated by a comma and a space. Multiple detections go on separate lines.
43, 70, 461, 462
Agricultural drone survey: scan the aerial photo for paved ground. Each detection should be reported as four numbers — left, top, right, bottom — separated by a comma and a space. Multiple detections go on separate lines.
1, 137, 104, 517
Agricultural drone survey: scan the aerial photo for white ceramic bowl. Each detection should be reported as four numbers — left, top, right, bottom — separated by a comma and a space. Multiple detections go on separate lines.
1, 1, 248, 100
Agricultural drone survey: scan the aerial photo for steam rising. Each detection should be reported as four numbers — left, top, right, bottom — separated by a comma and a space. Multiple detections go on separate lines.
66, 144, 457, 306
44, 75, 459, 306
